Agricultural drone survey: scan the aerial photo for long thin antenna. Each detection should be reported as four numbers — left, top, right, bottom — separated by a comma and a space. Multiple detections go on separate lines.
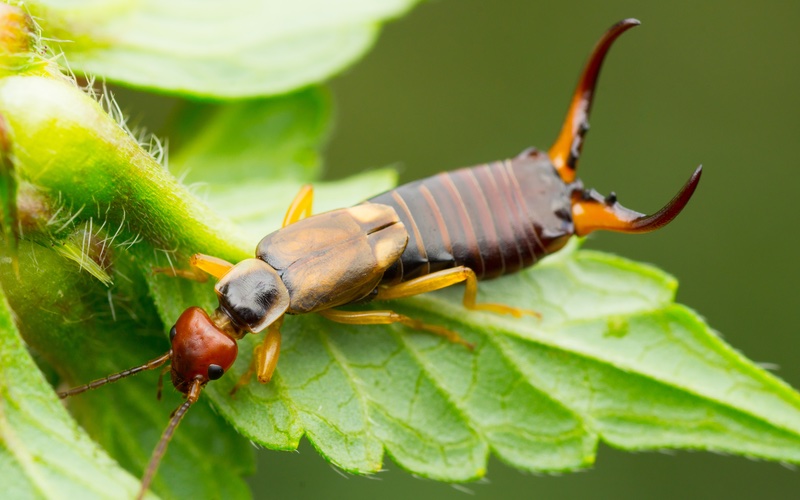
58, 352, 172, 399
137, 377, 203, 500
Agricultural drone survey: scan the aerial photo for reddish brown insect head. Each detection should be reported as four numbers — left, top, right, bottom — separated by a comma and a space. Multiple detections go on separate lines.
170, 306, 238, 393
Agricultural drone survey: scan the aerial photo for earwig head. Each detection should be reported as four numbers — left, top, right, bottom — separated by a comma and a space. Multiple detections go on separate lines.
169, 306, 238, 394
549, 19, 702, 236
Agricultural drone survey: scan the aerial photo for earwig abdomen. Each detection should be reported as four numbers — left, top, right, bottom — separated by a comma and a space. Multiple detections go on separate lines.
368, 148, 574, 283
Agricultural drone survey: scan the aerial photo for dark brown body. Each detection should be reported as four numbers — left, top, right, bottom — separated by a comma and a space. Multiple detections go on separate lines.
370, 148, 574, 283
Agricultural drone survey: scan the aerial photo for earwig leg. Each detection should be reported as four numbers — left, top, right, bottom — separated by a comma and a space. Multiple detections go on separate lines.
282, 184, 314, 227
255, 320, 282, 384
156, 363, 171, 401
152, 254, 234, 282
230, 317, 283, 395
229, 361, 255, 396
317, 308, 473, 350
189, 253, 235, 279
376, 266, 540, 319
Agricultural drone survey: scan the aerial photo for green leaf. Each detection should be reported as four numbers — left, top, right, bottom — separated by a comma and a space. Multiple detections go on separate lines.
26, 0, 421, 98
0, 74, 252, 261
0, 283, 143, 499
0, 237, 255, 499
204, 169, 398, 244
0, 57, 260, 494
169, 87, 331, 185
186, 239, 800, 479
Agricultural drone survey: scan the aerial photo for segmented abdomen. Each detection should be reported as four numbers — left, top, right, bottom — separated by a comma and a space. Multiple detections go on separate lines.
367, 149, 574, 283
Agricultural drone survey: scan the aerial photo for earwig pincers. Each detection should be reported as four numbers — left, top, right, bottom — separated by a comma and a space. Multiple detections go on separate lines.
58, 19, 701, 498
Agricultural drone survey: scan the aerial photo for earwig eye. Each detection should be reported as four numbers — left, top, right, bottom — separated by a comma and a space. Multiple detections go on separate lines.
207, 364, 224, 380
169, 325, 177, 342
605, 192, 617, 205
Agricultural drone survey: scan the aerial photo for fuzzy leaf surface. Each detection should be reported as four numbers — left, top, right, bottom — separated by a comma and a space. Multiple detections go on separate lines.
26, 0, 420, 98
0, 240, 256, 500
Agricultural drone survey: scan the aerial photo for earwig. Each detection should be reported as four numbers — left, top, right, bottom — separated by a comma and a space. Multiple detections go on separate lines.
58, 19, 701, 498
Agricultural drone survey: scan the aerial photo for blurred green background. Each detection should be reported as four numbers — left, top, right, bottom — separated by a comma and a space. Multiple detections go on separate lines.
117, 0, 800, 498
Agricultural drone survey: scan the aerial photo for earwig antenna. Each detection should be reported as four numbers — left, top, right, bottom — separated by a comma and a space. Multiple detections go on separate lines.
137, 377, 203, 500
549, 18, 641, 182
57, 351, 172, 399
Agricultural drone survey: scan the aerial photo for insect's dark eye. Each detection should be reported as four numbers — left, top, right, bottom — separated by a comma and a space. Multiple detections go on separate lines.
207, 364, 224, 380
169, 325, 177, 342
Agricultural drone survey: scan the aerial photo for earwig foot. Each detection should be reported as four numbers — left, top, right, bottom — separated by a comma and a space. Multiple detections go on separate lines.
469, 303, 542, 320
413, 321, 474, 350
229, 367, 254, 397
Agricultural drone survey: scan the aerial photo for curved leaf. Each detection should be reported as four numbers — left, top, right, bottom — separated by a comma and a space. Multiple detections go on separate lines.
0, 63, 256, 495
26, 0, 420, 98
0, 230, 256, 499
169, 88, 332, 184
0, 285, 143, 499
190, 241, 800, 479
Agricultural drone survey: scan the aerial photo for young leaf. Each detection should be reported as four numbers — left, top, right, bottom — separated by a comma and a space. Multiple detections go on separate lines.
0, 235, 256, 499
25, 0, 421, 98
0, 35, 259, 492
0, 74, 252, 261
0, 285, 144, 499
169, 88, 332, 185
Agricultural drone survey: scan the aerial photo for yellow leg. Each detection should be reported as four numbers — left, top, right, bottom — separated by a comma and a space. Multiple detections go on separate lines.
189, 253, 235, 280
282, 184, 314, 227
376, 266, 540, 318
317, 308, 473, 350
153, 253, 235, 282
230, 317, 283, 395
